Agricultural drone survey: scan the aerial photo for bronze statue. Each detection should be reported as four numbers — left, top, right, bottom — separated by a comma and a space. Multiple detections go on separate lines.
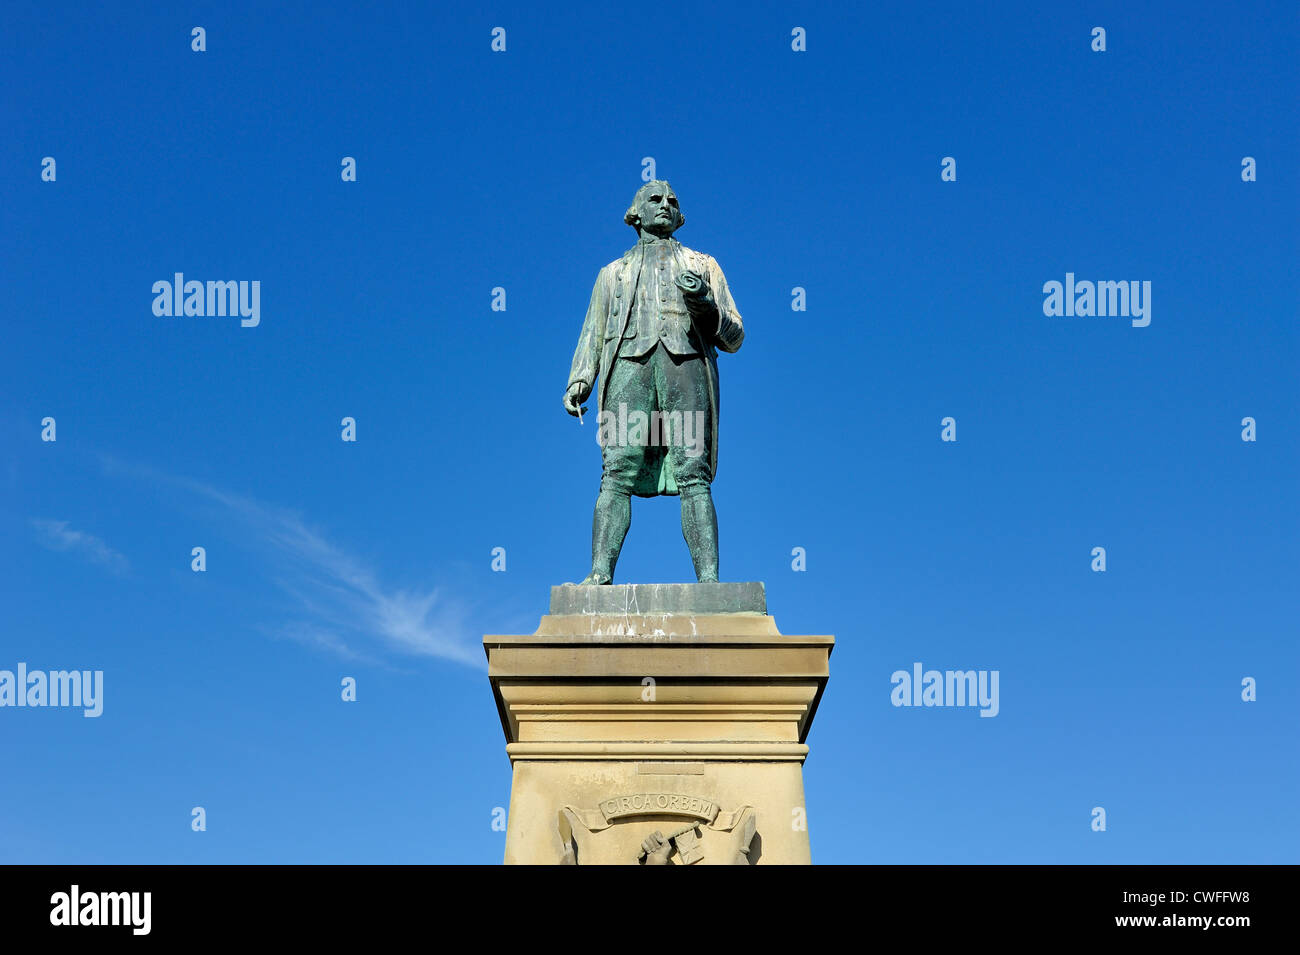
564, 182, 745, 585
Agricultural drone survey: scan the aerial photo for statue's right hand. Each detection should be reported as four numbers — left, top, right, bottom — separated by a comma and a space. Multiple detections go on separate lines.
641, 831, 672, 865
563, 382, 590, 418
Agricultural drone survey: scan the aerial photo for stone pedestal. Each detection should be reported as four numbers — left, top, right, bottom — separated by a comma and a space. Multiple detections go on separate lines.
484, 583, 833, 865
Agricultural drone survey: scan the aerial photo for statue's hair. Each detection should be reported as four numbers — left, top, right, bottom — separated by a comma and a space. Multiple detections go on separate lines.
624, 180, 685, 230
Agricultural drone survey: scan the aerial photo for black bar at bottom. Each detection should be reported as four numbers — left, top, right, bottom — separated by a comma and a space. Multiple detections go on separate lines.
0, 864, 1287, 941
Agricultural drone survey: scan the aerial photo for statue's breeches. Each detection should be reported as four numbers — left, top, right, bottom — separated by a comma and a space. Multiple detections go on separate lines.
598, 344, 713, 498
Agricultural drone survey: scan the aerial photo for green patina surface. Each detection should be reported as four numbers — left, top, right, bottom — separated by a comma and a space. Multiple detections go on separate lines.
563, 182, 745, 585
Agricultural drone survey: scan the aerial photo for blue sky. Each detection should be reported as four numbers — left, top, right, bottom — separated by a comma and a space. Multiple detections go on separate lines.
2, 0, 1296, 863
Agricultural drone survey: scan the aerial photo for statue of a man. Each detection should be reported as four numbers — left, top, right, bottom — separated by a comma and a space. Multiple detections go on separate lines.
563, 181, 745, 585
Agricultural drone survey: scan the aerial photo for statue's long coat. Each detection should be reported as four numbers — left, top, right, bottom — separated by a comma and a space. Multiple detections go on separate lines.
567, 239, 745, 496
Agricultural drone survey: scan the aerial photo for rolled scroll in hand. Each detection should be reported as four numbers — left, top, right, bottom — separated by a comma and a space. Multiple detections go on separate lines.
676, 269, 719, 336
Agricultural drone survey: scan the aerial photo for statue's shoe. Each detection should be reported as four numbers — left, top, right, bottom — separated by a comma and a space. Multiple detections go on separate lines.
565, 572, 613, 586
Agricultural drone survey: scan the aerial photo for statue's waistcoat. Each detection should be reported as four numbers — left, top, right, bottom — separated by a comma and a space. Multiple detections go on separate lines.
607, 237, 703, 360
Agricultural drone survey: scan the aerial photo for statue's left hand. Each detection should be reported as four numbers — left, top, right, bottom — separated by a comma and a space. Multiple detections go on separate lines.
675, 270, 714, 307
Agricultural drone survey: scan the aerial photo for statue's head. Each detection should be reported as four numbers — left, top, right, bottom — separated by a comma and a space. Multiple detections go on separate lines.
624, 180, 684, 237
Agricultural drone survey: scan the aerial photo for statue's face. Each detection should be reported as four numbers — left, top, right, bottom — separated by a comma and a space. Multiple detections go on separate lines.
635, 185, 681, 237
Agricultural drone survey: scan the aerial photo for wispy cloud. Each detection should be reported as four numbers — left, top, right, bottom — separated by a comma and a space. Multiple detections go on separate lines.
100, 457, 483, 668
267, 620, 377, 665
31, 519, 130, 575
215, 484, 482, 667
